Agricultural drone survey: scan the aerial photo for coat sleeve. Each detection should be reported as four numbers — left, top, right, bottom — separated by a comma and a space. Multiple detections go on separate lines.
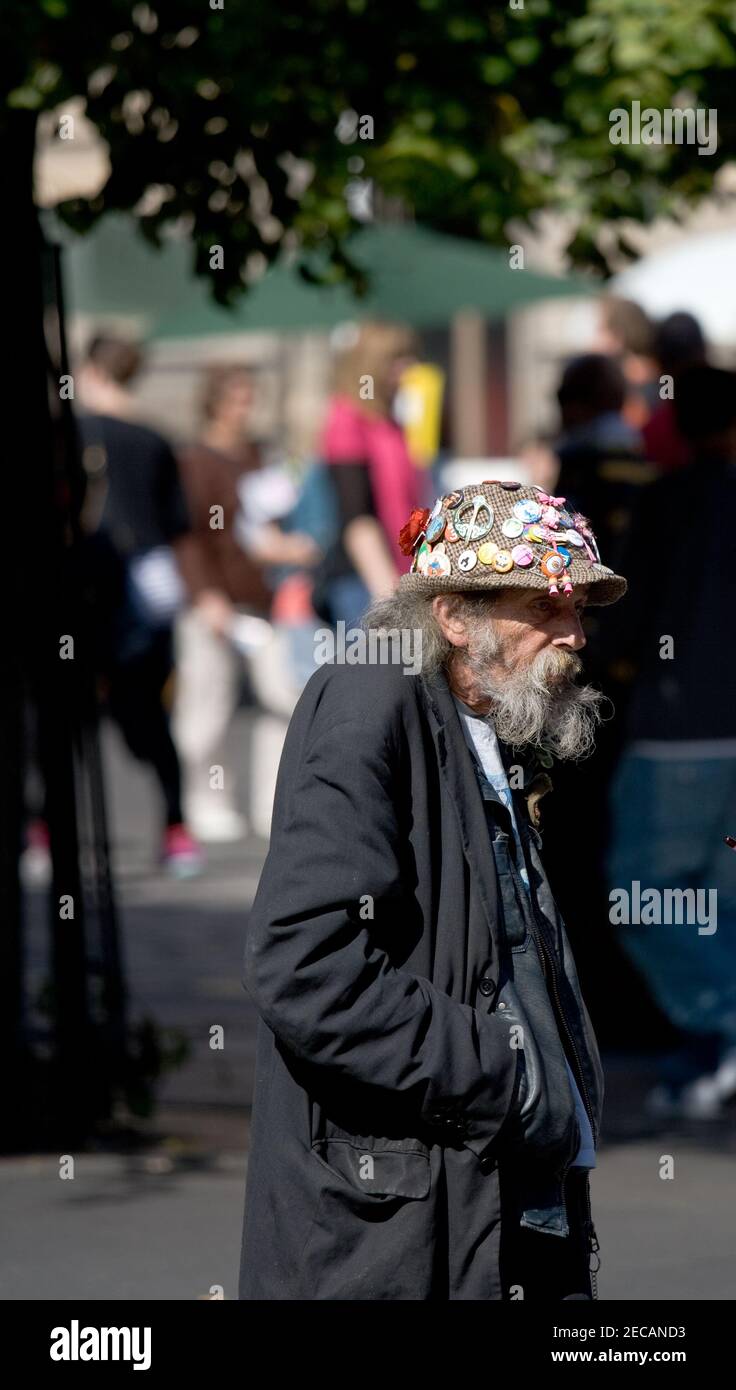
243, 702, 521, 1160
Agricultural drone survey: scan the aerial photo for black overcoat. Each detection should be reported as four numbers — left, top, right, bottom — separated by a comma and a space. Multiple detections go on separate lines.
238, 658, 603, 1300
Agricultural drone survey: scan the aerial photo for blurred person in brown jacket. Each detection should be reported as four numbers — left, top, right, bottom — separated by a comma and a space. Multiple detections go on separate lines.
593, 296, 659, 433
175, 364, 319, 841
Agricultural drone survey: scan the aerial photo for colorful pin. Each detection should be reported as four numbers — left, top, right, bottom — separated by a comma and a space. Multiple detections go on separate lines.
425, 513, 446, 543
501, 517, 524, 539
425, 543, 451, 577
477, 540, 500, 566
511, 544, 534, 567
414, 540, 431, 574
453, 493, 494, 541
513, 499, 543, 524
492, 550, 514, 573
457, 548, 477, 573
540, 551, 566, 579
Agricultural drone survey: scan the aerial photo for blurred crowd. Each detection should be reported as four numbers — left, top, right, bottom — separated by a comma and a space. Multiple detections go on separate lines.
23, 296, 736, 1118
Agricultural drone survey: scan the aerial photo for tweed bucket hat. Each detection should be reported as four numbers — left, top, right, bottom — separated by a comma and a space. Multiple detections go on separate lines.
397, 480, 627, 606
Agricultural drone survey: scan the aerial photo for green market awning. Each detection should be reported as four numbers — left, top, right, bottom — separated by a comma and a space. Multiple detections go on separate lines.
51, 212, 597, 338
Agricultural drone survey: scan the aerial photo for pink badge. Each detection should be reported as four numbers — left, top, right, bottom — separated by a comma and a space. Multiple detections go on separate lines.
511, 544, 534, 567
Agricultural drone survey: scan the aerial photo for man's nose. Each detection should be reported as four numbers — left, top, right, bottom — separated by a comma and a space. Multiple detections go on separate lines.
553, 609, 587, 651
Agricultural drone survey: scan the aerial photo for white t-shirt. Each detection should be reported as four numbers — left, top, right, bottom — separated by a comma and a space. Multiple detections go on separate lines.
453, 695, 596, 1169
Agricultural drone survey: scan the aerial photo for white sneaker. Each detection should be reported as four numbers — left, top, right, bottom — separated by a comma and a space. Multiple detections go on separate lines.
678, 1076, 723, 1120
646, 1051, 736, 1121
188, 808, 247, 843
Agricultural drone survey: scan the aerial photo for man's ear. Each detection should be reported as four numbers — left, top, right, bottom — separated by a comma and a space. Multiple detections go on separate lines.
432, 595, 469, 647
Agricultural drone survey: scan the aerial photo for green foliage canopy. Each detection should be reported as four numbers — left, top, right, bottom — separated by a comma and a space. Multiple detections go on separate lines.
5, 0, 736, 299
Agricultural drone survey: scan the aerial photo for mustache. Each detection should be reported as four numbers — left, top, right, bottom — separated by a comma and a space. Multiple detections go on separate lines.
463, 632, 604, 761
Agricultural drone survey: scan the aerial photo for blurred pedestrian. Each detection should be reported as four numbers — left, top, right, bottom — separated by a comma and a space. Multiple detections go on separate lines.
555, 353, 656, 578
540, 355, 658, 1040
642, 312, 708, 474
593, 295, 659, 431
313, 321, 422, 628
174, 364, 320, 841
606, 364, 736, 1116
76, 334, 203, 877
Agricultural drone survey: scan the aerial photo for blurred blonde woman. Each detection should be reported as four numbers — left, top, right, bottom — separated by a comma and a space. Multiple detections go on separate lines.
316, 321, 422, 628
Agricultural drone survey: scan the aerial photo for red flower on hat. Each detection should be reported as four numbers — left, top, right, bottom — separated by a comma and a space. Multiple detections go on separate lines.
398, 508, 431, 555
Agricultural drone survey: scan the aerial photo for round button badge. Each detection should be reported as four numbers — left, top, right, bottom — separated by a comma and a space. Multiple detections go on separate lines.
477, 541, 500, 566
513, 499, 542, 524
492, 550, 514, 573
501, 517, 524, 539
426, 543, 451, 577
540, 550, 566, 578
425, 513, 446, 543
511, 544, 534, 567
457, 548, 477, 573
415, 541, 431, 574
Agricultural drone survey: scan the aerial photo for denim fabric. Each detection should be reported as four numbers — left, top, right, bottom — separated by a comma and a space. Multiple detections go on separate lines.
607, 750, 736, 1050
323, 574, 372, 630
499, 1167, 593, 1300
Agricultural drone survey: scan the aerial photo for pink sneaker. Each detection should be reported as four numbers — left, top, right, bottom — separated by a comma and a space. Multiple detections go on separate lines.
21, 818, 52, 886
161, 823, 204, 878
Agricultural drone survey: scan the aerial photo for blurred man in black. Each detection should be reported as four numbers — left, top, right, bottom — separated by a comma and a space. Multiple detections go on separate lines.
76, 335, 204, 876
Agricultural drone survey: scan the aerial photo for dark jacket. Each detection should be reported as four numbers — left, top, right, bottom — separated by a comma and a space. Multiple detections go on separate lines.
611, 454, 736, 743
238, 659, 604, 1300
555, 410, 657, 579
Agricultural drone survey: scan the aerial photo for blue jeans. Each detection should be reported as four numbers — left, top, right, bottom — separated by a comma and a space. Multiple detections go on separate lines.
324, 574, 372, 630
606, 750, 736, 1053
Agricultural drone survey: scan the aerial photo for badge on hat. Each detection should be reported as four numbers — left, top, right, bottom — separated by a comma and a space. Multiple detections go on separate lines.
453, 494, 494, 541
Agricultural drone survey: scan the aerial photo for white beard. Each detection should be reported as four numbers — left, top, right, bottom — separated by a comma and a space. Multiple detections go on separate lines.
460, 626, 606, 761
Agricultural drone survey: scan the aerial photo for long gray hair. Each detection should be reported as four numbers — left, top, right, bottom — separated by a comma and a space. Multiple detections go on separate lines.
362, 588, 498, 678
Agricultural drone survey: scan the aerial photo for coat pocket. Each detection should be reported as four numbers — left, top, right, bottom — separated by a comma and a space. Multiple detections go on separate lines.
309, 1106, 431, 1200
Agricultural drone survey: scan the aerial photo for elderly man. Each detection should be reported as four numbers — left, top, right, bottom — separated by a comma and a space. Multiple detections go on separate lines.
238, 480, 627, 1302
